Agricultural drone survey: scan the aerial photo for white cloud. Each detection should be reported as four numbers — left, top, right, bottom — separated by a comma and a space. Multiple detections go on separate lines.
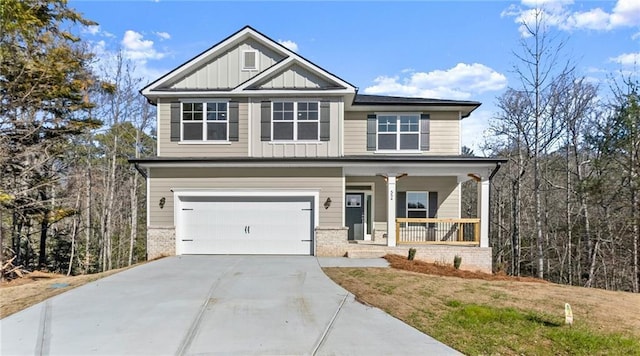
83, 25, 101, 35
363, 63, 507, 100
154, 31, 171, 40
278, 39, 298, 52
461, 109, 493, 153
566, 8, 611, 31
505, 0, 640, 36
609, 52, 640, 66
121, 30, 166, 63
610, 0, 640, 27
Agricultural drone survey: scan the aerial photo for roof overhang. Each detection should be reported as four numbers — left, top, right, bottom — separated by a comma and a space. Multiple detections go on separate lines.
347, 95, 482, 118
130, 156, 506, 182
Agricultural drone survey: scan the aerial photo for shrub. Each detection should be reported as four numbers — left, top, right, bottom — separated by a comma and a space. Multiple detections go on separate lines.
408, 248, 417, 260
454, 255, 462, 269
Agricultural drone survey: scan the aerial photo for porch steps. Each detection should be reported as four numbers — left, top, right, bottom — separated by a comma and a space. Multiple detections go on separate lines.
346, 249, 389, 258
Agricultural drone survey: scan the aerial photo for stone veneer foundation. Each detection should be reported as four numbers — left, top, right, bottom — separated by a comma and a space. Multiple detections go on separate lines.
147, 226, 175, 260
314, 226, 350, 257
146, 225, 492, 273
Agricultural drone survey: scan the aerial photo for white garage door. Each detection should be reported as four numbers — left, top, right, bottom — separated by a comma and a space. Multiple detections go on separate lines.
176, 196, 314, 255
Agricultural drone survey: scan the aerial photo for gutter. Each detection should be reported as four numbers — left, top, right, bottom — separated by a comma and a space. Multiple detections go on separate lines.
133, 162, 148, 179
489, 161, 502, 180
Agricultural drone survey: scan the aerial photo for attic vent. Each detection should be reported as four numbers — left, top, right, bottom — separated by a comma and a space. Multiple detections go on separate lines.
242, 50, 258, 70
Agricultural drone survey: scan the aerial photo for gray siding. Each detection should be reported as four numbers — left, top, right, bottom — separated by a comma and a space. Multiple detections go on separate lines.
157, 99, 248, 157
256, 64, 336, 89
167, 39, 285, 90
149, 167, 344, 228
344, 111, 460, 155
250, 98, 342, 157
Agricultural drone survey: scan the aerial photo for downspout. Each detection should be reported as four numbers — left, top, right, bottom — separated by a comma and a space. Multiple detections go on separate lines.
133, 163, 148, 179
489, 161, 502, 180
486, 161, 503, 264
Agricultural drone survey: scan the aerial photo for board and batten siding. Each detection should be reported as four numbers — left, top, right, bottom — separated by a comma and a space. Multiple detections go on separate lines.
148, 167, 344, 228
257, 65, 335, 89
157, 99, 248, 157
343, 111, 461, 155
250, 98, 342, 157
346, 176, 460, 226
167, 39, 285, 90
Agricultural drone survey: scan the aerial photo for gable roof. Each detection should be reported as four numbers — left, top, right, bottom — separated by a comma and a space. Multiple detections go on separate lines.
141, 26, 356, 100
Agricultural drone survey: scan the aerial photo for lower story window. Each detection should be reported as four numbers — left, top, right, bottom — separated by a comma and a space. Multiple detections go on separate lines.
407, 191, 428, 219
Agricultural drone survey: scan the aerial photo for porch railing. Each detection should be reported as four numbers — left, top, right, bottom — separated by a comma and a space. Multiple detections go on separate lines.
395, 218, 480, 246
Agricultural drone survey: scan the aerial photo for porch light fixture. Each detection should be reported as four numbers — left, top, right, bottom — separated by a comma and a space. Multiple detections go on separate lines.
159, 197, 166, 209
324, 197, 332, 209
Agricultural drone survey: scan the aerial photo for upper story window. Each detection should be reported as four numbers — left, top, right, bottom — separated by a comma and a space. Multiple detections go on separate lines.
377, 114, 420, 150
272, 101, 319, 141
242, 50, 258, 70
181, 102, 228, 141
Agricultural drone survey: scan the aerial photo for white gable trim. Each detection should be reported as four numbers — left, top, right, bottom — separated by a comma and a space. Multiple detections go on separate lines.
141, 26, 355, 97
233, 57, 352, 93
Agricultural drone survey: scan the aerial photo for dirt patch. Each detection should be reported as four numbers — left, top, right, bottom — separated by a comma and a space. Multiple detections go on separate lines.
384, 254, 547, 283
0, 267, 134, 319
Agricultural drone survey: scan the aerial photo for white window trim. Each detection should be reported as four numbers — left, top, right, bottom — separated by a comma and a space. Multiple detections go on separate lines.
406, 191, 429, 218
271, 100, 320, 142
375, 113, 421, 152
242, 50, 259, 71
180, 101, 230, 143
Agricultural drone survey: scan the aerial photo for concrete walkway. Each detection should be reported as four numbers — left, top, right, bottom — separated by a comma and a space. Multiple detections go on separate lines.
1, 256, 459, 355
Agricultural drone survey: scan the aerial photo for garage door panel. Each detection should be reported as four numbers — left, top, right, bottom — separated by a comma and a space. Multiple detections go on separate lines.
177, 197, 313, 255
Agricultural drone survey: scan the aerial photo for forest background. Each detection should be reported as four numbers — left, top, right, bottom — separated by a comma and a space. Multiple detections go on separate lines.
1, 0, 638, 292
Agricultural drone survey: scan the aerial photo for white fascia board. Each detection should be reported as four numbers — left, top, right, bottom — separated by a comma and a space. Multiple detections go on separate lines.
234, 57, 356, 93
142, 27, 289, 96
346, 104, 474, 115
147, 89, 354, 98
139, 160, 499, 177
232, 57, 295, 92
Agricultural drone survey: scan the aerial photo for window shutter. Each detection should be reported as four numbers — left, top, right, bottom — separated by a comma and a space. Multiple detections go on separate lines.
396, 192, 406, 218
320, 101, 330, 141
261, 101, 271, 141
420, 113, 430, 151
170, 102, 180, 142
366, 114, 377, 151
428, 192, 438, 218
228, 101, 239, 141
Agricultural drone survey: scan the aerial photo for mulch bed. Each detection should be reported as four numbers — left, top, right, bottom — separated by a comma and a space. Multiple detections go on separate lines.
383, 254, 547, 283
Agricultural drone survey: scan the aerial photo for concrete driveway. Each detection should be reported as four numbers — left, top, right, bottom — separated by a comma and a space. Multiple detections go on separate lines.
1, 256, 459, 355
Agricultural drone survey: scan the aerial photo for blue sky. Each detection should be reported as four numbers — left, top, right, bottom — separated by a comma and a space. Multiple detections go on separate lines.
70, 0, 639, 152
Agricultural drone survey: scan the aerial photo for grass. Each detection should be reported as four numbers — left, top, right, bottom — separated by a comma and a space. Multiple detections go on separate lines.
323, 255, 640, 355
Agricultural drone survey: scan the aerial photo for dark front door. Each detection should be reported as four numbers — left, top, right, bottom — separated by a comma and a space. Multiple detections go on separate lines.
345, 193, 365, 240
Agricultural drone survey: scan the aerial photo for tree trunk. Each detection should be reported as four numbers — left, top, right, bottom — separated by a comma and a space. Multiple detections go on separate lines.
38, 188, 49, 269
0, 208, 4, 282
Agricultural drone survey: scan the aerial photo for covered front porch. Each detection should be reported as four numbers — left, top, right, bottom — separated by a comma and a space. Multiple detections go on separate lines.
342, 157, 502, 248
316, 157, 504, 272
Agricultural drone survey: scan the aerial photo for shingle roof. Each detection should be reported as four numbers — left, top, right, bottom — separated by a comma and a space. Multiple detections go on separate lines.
353, 94, 480, 106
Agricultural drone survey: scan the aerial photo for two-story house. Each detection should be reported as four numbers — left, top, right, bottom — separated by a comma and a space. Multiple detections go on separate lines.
131, 26, 505, 272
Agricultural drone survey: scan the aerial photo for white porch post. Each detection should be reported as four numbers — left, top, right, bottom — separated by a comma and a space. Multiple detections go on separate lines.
386, 175, 397, 247
477, 178, 490, 248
